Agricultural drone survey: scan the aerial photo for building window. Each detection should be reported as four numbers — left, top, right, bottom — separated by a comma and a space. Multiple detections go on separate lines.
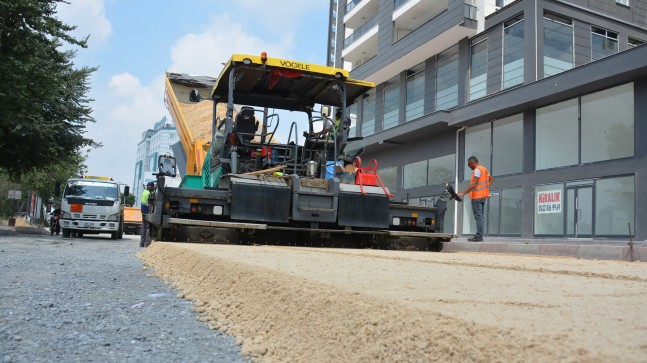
591, 27, 618, 60
361, 91, 376, 136
628, 37, 645, 47
436, 47, 459, 110
379, 167, 397, 193
478, 187, 523, 236
383, 77, 400, 130
348, 103, 358, 138
536, 83, 634, 170
581, 83, 634, 163
428, 154, 455, 186
464, 113, 523, 179
503, 15, 525, 88
403, 159, 428, 189
464, 122, 491, 180
536, 98, 579, 170
469, 39, 488, 101
595, 175, 634, 236
405, 63, 425, 122
534, 183, 564, 235
492, 114, 523, 176
543, 13, 573, 77
403, 154, 455, 189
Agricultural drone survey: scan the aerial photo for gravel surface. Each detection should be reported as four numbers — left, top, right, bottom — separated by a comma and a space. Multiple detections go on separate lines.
0, 233, 246, 363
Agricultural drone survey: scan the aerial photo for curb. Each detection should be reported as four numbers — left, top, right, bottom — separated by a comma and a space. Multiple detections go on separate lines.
442, 242, 647, 262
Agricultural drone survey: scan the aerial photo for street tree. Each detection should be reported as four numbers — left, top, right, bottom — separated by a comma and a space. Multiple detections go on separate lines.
0, 0, 99, 180
19, 153, 87, 205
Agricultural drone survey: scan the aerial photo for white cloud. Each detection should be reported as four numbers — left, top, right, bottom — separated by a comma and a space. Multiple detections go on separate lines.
83, 73, 167, 185
56, 0, 112, 48
169, 13, 294, 76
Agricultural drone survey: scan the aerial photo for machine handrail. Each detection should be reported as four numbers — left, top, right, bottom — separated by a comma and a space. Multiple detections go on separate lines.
285, 122, 299, 175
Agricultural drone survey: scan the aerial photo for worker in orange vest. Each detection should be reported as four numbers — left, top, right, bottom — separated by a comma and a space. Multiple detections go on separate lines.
458, 156, 493, 242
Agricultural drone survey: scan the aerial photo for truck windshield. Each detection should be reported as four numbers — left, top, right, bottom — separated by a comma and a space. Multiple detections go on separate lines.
64, 181, 119, 201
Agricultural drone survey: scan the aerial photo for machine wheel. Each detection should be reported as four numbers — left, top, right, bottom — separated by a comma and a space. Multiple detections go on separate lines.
62, 228, 71, 238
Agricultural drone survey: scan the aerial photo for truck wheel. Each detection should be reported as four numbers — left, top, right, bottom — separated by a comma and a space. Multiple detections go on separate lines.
77, 232, 83, 238
62, 228, 71, 238
110, 232, 117, 240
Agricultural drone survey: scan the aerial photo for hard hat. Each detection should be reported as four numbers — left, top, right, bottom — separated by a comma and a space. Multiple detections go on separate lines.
146, 182, 155, 189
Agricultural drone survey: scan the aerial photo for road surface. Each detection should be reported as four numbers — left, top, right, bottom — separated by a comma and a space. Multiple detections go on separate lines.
0, 232, 246, 363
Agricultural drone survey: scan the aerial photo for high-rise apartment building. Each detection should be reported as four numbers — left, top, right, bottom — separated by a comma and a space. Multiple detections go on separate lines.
132, 116, 181, 206
329, 0, 647, 240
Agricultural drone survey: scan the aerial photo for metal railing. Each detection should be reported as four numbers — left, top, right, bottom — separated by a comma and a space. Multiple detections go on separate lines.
343, 17, 378, 48
346, 0, 363, 13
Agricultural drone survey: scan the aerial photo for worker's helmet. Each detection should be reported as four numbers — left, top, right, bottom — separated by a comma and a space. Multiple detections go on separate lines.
146, 182, 155, 190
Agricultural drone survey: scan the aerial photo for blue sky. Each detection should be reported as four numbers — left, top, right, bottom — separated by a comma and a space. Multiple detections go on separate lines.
57, 0, 329, 186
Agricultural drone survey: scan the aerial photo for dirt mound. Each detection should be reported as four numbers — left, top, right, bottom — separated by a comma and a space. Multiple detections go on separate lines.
140, 243, 611, 362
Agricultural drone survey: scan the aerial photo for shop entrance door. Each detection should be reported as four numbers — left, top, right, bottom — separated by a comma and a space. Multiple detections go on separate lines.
565, 184, 593, 237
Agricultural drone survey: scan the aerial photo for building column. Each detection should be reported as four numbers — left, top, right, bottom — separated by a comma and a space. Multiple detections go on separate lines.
521, 110, 536, 239
457, 37, 470, 106
424, 57, 437, 115
633, 77, 647, 240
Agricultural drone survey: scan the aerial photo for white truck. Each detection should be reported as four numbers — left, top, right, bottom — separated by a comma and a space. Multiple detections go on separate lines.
59, 176, 129, 239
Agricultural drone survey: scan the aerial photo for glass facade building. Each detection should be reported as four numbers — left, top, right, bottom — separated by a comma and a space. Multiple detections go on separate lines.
331, 0, 647, 240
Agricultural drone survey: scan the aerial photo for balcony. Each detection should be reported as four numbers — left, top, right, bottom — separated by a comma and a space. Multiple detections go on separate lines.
343, 0, 378, 29
393, 0, 449, 42
342, 17, 379, 69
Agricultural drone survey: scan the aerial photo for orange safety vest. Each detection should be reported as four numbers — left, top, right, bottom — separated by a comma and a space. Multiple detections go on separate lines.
469, 165, 491, 200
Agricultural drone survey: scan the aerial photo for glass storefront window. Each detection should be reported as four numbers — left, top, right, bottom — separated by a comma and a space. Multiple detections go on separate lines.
383, 77, 400, 130
595, 176, 634, 236
535, 98, 579, 170
492, 114, 523, 176
469, 39, 488, 101
347, 103, 358, 138
436, 50, 459, 110
543, 13, 573, 77
403, 159, 427, 189
501, 188, 522, 235
405, 64, 425, 121
361, 92, 376, 136
464, 123, 491, 180
534, 183, 565, 235
503, 16, 525, 89
428, 154, 455, 186
581, 83, 634, 163
379, 167, 397, 193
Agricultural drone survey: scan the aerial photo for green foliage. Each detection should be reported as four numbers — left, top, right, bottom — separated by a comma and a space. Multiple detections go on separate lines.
0, 173, 21, 217
121, 194, 135, 207
19, 154, 87, 205
0, 0, 99, 180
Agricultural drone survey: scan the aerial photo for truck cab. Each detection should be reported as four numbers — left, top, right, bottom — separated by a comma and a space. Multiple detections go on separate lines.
60, 177, 127, 239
